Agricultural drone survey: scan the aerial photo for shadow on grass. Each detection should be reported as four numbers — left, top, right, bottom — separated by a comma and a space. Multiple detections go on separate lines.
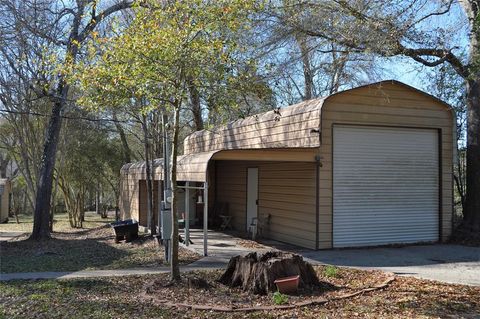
0, 225, 165, 274
0, 237, 134, 273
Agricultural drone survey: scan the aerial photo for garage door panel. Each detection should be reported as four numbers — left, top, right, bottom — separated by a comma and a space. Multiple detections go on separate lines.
333, 125, 439, 247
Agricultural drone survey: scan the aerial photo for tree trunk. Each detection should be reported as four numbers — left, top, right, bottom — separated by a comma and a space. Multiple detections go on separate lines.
296, 34, 314, 100
96, 184, 101, 215
0, 154, 9, 178
141, 114, 156, 235
187, 76, 204, 131
29, 93, 65, 240
462, 1, 480, 232
463, 78, 480, 232
170, 104, 181, 281
219, 251, 320, 295
113, 111, 132, 163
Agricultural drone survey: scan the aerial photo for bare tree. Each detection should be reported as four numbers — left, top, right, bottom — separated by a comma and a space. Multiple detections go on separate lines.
0, 0, 135, 240
280, 0, 479, 232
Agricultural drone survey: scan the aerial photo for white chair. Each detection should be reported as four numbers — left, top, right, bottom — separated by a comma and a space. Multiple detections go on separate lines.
248, 217, 258, 240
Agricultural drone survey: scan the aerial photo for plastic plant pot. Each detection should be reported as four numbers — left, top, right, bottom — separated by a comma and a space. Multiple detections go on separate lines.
274, 275, 300, 294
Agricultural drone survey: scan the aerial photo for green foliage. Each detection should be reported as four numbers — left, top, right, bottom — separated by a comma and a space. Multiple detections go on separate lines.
272, 290, 289, 305
71, 0, 262, 115
324, 265, 339, 278
55, 110, 125, 227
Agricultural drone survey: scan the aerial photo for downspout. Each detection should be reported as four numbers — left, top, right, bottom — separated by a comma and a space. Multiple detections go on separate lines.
311, 127, 322, 250
315, 155, 320, 250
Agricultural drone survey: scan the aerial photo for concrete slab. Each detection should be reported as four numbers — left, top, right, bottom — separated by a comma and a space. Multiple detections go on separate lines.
184, 229, 271, 260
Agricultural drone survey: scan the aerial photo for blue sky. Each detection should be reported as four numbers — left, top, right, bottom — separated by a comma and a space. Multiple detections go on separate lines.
377, 1, 469, 95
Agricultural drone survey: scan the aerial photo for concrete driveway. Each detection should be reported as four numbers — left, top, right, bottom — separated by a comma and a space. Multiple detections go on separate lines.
300, 244, 480, 286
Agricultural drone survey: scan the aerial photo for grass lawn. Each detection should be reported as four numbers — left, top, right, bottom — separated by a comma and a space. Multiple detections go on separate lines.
0, 212, 199, 273
0, 211, 112, 233
0, 266, 478, 319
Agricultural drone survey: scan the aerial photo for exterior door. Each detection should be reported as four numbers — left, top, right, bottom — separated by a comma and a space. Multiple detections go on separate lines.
246, 167, 258, 231
333, 125, 439, 247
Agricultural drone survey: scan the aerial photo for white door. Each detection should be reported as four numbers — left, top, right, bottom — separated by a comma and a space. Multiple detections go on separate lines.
246, 168, 258, 231
333, 125, 439, 247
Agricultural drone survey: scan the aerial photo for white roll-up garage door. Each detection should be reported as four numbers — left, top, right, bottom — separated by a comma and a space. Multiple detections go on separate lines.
333, 125, 439, 247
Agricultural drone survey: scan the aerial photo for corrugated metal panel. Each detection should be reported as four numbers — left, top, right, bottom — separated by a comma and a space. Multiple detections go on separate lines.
120, 151, 218, 182
333, 125, 439, 247
183, 98, 323, 154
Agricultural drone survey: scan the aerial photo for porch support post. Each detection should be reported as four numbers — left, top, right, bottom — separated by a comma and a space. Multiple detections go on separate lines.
203, 182, 208, 256
185, 181, 190, 246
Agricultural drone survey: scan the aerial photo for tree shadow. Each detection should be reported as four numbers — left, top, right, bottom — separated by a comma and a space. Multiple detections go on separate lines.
0, 235, 140, 273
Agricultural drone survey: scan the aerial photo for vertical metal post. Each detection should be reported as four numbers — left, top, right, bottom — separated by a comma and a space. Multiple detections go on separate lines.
161, 113, 172, 263
185, 181, 190, 246
203, 182, 208, 256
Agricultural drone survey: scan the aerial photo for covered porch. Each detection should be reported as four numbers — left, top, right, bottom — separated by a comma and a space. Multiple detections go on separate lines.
120, 148, 320, 255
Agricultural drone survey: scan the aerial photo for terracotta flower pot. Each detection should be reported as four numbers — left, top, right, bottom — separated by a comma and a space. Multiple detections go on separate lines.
274, 275, 300, 294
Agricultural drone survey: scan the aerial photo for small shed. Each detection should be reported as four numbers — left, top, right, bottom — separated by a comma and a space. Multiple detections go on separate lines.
120, 80, 455, 249
0, 179, 11, 223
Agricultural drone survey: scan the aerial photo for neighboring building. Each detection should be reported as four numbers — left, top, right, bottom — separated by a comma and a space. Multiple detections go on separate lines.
0, 179, 11, 223
120, 80, 455, 249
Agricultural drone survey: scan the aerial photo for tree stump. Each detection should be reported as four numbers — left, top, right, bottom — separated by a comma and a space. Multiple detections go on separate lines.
218, 251, 320, 295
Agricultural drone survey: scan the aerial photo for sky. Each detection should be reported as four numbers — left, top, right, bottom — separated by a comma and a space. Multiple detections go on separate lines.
375, 1, 469, 96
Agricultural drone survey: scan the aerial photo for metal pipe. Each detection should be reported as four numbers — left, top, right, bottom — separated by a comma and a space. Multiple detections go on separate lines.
185, 181, 190, 246
315, 155, 320, 250
203, 181, 208, 256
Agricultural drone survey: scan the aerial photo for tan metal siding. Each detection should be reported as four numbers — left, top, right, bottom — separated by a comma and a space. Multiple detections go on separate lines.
318, 83, 454, 248
184, 99, 322, 154
0, 180, 10, 222
137, 180, 160, 227
120, 172, 140, 221
216, 161, 247, 231
216, 161, 317, 249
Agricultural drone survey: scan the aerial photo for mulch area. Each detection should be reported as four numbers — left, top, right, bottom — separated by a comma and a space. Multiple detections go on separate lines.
141, 266, 395, 311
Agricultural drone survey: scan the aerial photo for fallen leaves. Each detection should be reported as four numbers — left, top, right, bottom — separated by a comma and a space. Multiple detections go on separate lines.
1, 268, 479, 319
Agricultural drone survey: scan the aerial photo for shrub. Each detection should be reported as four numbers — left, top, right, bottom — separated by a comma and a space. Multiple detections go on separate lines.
272, 291, 289, 305
324, 265, 339, 278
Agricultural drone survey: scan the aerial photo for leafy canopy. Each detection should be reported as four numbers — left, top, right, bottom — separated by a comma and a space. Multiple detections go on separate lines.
73, 0, 261, 113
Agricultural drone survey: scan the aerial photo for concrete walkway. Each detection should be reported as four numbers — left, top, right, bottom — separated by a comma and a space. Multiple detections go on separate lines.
0, 231, 25, 242
0, 262, 226, 281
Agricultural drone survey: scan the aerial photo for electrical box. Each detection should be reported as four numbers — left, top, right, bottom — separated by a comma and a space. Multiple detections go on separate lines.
160, 201, 172, 240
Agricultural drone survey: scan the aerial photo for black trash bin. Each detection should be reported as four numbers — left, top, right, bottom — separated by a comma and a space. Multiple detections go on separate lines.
110, 219, 139, 243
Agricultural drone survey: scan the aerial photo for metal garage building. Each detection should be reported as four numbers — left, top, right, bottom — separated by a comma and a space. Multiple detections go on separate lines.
120, 80, 455, 249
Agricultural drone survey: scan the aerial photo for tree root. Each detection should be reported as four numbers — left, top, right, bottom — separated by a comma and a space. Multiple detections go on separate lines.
140, 273, 396, 313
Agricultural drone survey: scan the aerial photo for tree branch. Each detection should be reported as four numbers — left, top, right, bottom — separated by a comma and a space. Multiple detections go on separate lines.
78, 0, 136, 42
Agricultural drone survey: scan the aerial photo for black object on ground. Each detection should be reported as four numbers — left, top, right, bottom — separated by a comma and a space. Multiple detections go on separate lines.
110, 219, 139, 243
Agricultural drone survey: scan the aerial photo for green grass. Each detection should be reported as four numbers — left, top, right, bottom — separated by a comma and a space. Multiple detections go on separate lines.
0, 213, 199, 273
0, 212, 113, 233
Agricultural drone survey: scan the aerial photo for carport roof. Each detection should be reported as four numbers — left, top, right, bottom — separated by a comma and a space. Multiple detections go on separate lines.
120, 151, 218, 182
